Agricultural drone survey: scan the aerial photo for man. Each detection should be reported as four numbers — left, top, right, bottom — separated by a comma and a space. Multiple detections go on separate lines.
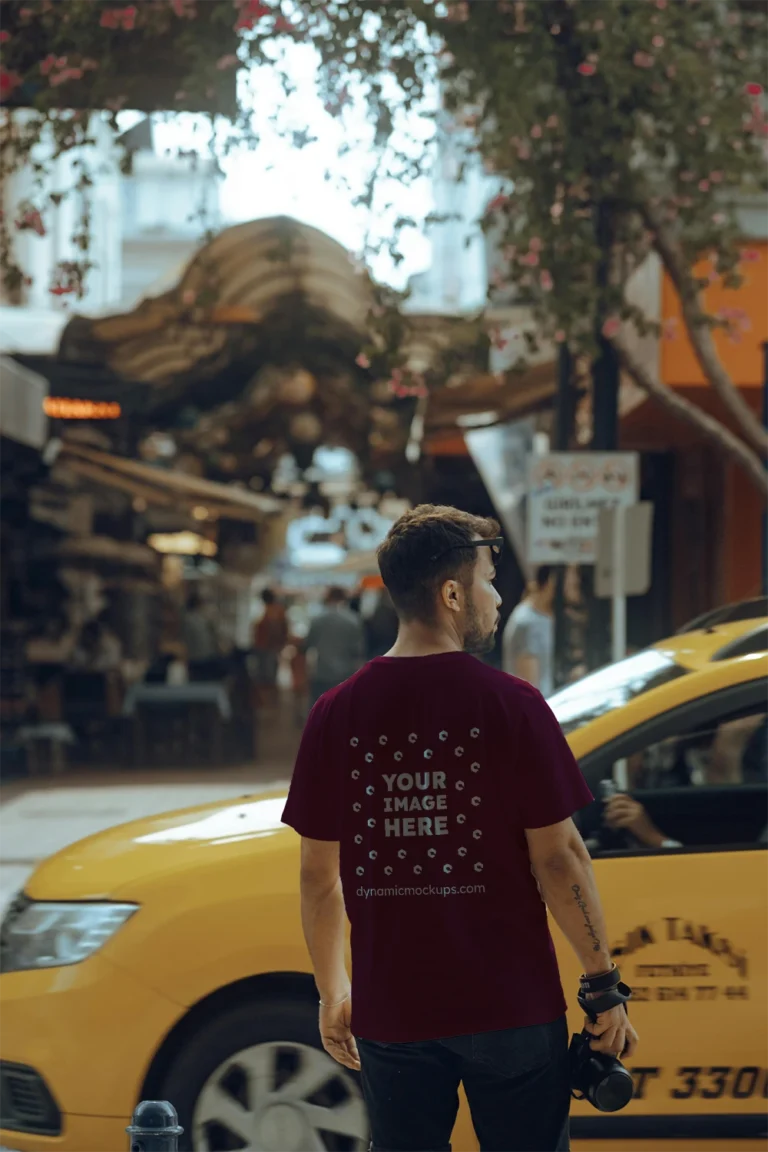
253, 588, 288, 705
282, 505, 637, 1152
502, 565, 556, 696
182, 591, 221, 681
305, 586, 365, 705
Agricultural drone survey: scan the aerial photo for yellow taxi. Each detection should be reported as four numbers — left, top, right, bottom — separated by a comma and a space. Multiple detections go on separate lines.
1, 621, 766, 1152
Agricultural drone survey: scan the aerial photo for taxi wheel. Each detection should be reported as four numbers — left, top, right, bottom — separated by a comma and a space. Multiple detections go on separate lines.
161, 996, 369, 1152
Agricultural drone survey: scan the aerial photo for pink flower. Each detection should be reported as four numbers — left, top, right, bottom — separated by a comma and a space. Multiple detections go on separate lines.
699, 115, 711, 126
652, 35, 664, 47
170, 0, 197, 15
577, 62, 597, 76
0, 30, 10, 43
529, 236, 542, 252
40, 54, 58, 76
274, 15, 293, 32
745, 82, 763, 97
633, 52, 654, 68
487, 194, 509, 213
656, 0, 667, 7
0, 69, 22, 99
602, 316, 621, 339
546, 114, 559, 129
216, 54, 239, 69
742, 249, 760, 263
698, 179, 710, 191
520, 251, 540, 267
16, 209, 46, 236
355, 353, 371, 369
550, 202, 564, 219
709, 171, 723, 183
234, 0, 270, 30
516, 142, 531, 160
100, 6, 137, 29
530, 124, 542, 138
540, 270, 553, 291
712, 212, 726, 225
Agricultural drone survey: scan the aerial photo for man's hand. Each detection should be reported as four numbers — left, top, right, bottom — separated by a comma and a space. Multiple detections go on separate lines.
319, 998, 360, 1071
585, 1005, 639, 1059
604, 794, 664, 848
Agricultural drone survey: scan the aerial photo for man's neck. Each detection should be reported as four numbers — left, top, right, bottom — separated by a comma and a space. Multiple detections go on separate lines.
385, 620, 464, 658
528, 593, 552, 616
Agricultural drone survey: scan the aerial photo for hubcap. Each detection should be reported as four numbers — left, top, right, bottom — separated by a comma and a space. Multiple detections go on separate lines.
193, 1040, 368, 1151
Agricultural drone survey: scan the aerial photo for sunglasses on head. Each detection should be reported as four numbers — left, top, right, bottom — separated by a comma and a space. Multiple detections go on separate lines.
430, 537, 504, 564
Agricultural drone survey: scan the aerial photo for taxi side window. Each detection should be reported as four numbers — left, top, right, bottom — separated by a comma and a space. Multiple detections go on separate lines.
624, 710, 767, 793
603, 707, 768, 852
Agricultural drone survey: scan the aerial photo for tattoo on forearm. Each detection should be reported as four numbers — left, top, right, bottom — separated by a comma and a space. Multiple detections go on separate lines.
572, 884, 601, 952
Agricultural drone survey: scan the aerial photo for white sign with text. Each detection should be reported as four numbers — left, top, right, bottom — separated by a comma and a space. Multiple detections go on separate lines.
527, 452, 639, 565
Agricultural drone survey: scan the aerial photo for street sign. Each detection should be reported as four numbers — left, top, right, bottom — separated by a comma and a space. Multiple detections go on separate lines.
595, 503, 654, 599
527, 452, 639, 565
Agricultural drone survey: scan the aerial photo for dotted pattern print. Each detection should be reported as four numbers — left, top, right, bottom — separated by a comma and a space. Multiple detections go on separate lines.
348, 727, 485, 891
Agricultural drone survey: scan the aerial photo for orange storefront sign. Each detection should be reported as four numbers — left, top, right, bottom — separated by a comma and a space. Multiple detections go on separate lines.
660, 242, 767, 388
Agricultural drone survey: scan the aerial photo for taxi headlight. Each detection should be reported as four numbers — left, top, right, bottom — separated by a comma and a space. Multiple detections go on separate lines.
0, 898, 138, 973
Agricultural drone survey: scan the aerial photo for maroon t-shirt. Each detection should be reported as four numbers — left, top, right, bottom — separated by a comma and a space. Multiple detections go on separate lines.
281, 651, 593, 1042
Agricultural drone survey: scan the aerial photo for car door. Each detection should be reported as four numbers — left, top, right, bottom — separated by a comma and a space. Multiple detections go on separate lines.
561, 677, 768, 1150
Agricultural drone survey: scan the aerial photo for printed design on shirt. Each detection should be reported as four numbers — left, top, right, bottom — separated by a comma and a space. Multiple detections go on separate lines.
349, 725, 484, 888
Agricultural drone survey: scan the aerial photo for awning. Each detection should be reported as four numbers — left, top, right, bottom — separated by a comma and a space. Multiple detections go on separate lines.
59, 442, 282, 522
425, 359, 559, 438
57, 216, 372, 388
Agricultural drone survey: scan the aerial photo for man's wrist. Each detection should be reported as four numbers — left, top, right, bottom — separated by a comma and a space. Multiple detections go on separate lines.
317, 980, 351, 1005
582, 957, 614, 978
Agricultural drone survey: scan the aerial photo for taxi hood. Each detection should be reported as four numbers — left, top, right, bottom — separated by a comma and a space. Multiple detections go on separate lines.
25, 791, 293, 902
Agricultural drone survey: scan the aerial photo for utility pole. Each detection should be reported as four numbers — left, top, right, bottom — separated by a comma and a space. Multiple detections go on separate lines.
587, 200, 621, 669
553, 341, 573, 687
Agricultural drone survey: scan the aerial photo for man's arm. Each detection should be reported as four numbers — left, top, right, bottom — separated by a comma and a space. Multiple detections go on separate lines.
515, 652, 540, 688
526, 816, 638, 1058
299, 838, 360, 1070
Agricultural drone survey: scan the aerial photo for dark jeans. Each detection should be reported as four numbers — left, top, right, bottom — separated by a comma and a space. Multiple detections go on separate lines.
357, 1016, 570, 1152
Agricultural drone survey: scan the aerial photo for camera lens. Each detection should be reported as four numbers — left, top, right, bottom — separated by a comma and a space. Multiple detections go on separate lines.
594, 1067, 634, 1113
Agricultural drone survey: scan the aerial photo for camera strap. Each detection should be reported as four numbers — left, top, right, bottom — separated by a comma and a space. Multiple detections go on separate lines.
578, 982, 632, 1023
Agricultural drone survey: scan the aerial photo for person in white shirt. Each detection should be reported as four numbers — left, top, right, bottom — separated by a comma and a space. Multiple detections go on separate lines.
502, 567, 556, 696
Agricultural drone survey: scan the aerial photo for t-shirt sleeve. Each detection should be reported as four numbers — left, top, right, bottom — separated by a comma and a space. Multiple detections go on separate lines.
513, 688, 593, 829
281, 696, 341, 840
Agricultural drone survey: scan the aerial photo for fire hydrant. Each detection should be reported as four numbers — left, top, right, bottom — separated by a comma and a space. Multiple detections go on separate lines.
126, 1100, 184, 1151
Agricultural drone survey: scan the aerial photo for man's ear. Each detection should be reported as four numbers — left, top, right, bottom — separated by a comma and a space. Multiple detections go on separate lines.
441, 578, 462, 614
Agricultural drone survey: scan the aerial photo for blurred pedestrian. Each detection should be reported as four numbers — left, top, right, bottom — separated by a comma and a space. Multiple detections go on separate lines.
182, 591, 226, 681
253, 588, 288, 707
502, 566, 556, 697
305, 586, 364, 705
364, 588, 399, 658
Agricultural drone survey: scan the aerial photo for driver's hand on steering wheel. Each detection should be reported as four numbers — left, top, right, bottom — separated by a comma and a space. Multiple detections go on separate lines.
604, 793, 666, 849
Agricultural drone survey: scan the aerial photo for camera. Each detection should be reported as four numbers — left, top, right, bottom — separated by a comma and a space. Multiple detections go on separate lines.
569, 1030, 635, 1112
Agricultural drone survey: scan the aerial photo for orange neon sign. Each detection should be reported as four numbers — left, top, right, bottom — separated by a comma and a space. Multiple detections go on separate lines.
43, 398, 122, 420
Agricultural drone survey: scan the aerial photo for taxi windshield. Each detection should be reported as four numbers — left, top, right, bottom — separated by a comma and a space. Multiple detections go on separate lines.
549, 649, 689, 735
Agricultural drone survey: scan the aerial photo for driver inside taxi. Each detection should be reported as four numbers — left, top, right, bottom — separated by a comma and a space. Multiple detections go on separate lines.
604, 713, 766, 849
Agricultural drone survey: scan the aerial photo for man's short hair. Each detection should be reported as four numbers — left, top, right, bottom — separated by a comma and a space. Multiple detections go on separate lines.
326, 586, 347, 605
261, 588, 276, 605
534, 566, 553, 589
377, 504, 500, 621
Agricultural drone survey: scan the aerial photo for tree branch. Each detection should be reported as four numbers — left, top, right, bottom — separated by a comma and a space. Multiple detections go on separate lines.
612, 329, 767, 502
642, 201, 768, 459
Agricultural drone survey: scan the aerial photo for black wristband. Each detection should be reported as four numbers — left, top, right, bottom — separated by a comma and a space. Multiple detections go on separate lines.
578, 982, 632, 1021
579, 964, 621, 995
